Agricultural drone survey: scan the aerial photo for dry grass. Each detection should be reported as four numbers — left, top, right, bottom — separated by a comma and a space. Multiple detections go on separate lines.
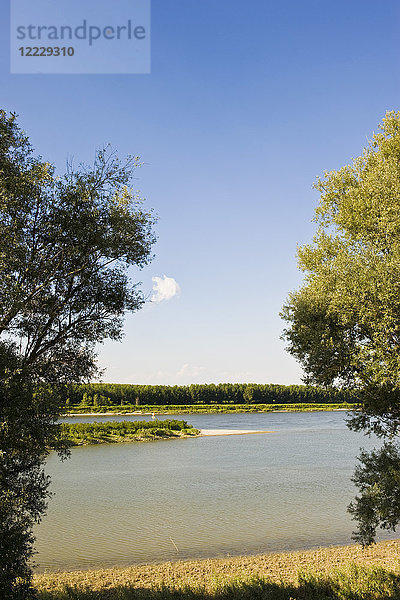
34, 539, 400, 596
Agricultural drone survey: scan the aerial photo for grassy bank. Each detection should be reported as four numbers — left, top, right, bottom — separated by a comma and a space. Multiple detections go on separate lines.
66, 402, 356, 415
62, 420, 199, 445
34, 539, 400, 599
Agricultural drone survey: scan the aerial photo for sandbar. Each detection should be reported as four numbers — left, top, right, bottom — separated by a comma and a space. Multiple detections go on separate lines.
199, 429, 274, 436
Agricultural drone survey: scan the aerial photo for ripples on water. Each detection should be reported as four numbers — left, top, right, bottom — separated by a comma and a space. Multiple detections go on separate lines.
34, 412, 396, 571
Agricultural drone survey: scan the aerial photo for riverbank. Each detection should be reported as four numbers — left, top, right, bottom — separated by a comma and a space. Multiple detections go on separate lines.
34, 539, 400, 599
65, 402, 357, 416
200, 429, 275, 436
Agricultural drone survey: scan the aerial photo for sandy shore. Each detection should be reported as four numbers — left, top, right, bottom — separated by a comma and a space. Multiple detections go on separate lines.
199, 429, 275, 436
66, 412, 145, 416
34, 539, 400, 594
64, 407, 352, 417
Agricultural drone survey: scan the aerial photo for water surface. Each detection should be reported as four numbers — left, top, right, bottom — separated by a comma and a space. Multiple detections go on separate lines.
34, 411, 396, 571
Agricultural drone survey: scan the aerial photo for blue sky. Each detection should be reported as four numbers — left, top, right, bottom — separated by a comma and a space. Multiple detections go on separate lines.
2, 0, 399, 385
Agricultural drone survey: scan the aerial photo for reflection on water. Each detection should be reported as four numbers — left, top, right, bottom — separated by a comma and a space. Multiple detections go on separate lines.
34, 412, 395, 571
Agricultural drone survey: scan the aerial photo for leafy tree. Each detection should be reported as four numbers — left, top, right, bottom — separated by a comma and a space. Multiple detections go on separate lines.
243, 384, 256, 404
281, 111, 400, 545
0, 110, 156, 598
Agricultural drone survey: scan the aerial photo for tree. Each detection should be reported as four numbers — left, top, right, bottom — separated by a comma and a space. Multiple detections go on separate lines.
281, 111, 400, 545
0, 110, 156, 598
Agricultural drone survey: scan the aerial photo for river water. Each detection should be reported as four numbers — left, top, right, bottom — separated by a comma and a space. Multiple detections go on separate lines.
34, 411, 396, 571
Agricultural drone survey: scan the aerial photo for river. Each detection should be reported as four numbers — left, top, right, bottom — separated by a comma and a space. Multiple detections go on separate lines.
33, 411, 396, 571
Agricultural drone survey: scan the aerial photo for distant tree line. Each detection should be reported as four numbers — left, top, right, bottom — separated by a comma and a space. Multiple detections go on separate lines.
64, 383, 357, 407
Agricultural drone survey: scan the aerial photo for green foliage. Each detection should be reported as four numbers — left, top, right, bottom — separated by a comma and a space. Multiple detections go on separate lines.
281, 111, 400, 544
82, 393, 91, 406
62, 420, 197, 445
349, 443, 400, 545
0, 359, 66, 599
65, 382, 356, 408
0, 111, 156, 597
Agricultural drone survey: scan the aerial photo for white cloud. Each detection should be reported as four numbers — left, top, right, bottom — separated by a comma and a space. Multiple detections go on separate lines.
151, 275, 180, 303
176, 363, 205, 378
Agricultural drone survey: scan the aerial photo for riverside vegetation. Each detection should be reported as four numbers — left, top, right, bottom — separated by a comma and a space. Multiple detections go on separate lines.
66, 402, 355, 415
62, 420, 199, 445
34, 540, 400, 599
62, 382, 357, 413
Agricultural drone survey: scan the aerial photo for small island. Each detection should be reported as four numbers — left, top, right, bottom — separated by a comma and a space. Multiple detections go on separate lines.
62, 419, 199, 446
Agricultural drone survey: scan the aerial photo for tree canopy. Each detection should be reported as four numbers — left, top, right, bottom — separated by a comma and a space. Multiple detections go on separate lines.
0, 110, 156, 598
281, 111, 400, 545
